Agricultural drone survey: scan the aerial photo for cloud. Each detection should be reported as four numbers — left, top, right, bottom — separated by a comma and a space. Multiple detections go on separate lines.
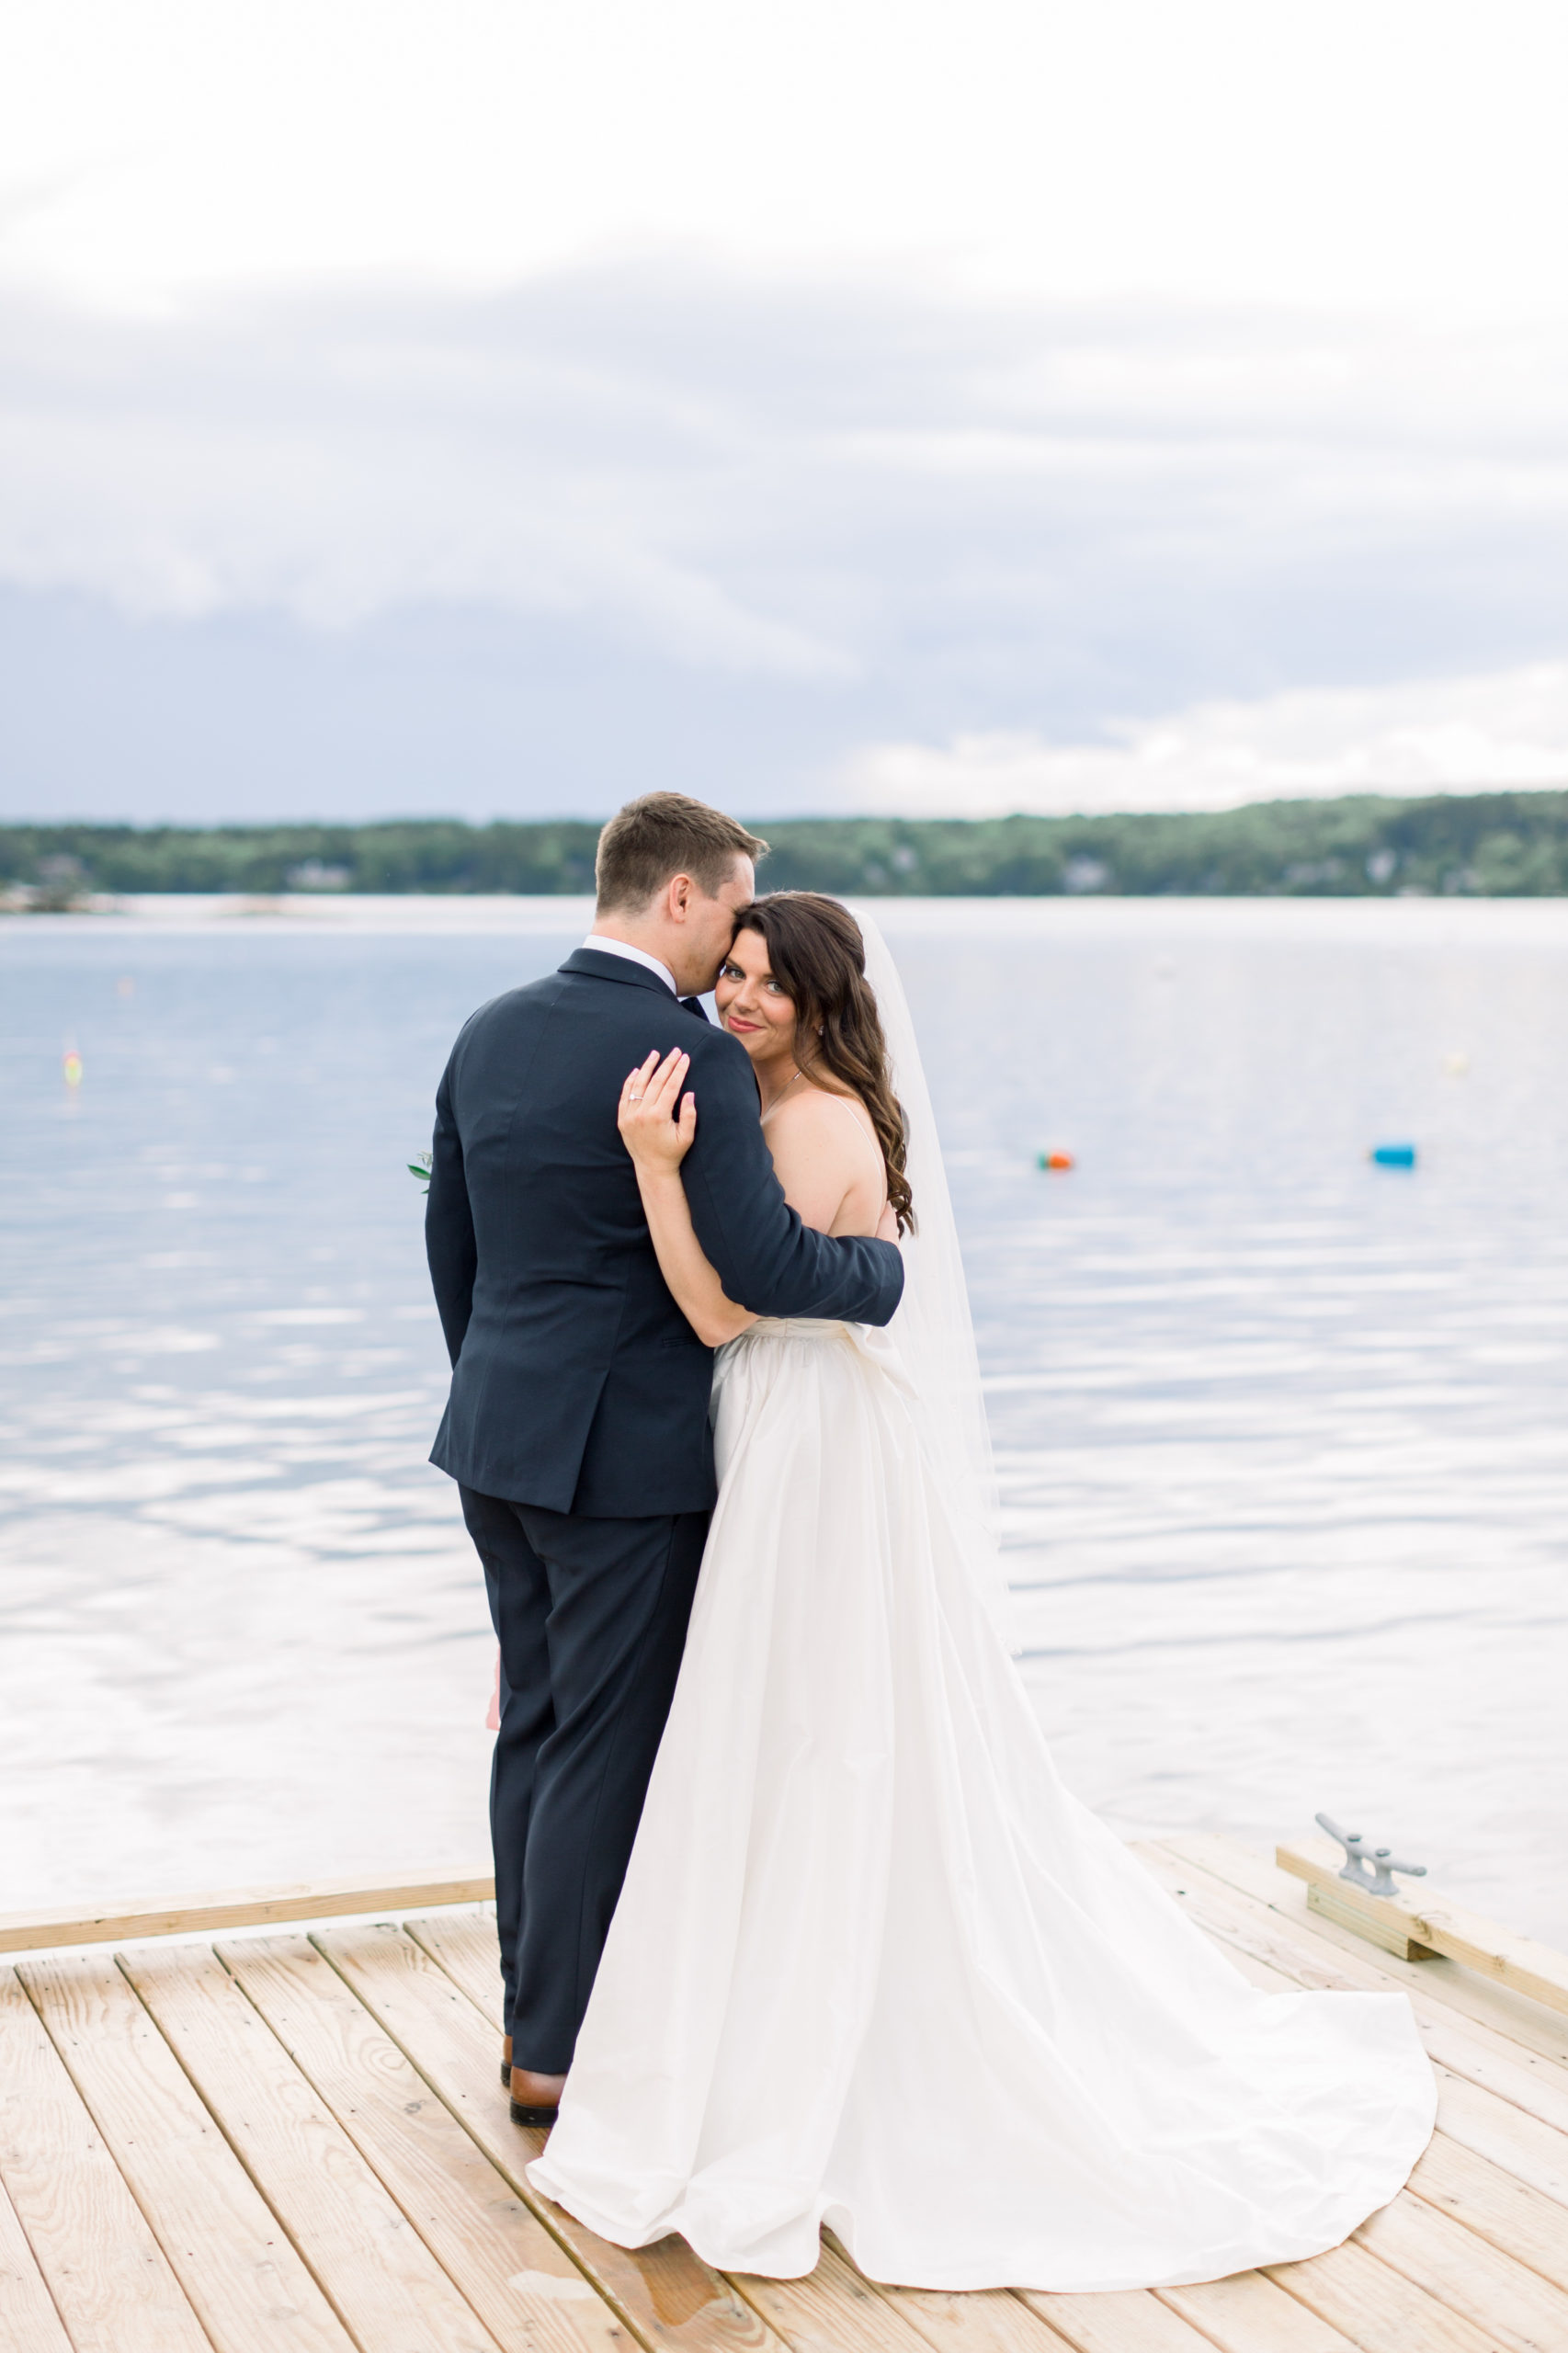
838, 664, 1568, 816
3, 263, 1568, 819
0, 279, 855, 676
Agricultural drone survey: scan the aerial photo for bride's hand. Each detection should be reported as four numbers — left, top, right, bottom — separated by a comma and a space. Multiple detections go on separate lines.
619, 1049, 697, 1169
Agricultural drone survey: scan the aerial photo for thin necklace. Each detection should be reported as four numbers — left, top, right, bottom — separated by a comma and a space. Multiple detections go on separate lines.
764, 1064, 807, 1116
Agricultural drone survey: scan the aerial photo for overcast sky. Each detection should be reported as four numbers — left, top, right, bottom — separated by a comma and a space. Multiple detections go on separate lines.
5, 0, 1568, 822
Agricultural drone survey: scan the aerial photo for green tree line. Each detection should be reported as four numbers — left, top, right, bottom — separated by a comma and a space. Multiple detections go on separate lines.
4, 790, 1567, 903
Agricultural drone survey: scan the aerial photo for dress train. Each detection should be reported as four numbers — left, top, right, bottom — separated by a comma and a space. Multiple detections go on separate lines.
528, 1318, 1436, 2290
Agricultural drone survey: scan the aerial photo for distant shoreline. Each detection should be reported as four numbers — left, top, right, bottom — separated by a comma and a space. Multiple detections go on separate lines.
3, 788, 1566, 904
11, 897, 1568, 953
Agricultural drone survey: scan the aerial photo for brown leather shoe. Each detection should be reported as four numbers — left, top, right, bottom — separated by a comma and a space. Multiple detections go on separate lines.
500, 2034, 513, 2089
509, 2065, 567, 2127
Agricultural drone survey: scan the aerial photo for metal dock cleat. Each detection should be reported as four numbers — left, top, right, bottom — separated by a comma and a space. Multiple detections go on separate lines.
1313, 1813, 1427, 1900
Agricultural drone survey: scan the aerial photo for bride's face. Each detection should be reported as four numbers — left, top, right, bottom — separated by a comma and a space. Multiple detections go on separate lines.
715, 926, 799, 1066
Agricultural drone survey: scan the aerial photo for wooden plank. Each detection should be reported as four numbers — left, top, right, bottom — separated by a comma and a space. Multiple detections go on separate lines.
0, 2167, 75, 2353
0, 1967, 212, 2353
312, 1923, 779, 2353
1434, 2068, 1568, 2211
18, 1949, 352, 2353
1014, 2290, 1212, 2352
1155, 2270, 1362, 2351
881, 2281, 1081, 2353
1139, 1840, 1568, 2143
0, 1869, 494, 1957
1264, 2238, 1507, 2353
1278, 1839, 1568, 2019
918, 2267, 1358, 2353
734, 2243, 937, 2353
1423, 2033, 1568, 2151
220, 1932, 629, 2353
1305, 1884, 1438, 1965
406, 1914, 506, 2026
1407, 2132, 1568, 2294
123, 1941, 506, 2353
1154, 1836, 1568, 2071
1358, 2182, 1568, 2349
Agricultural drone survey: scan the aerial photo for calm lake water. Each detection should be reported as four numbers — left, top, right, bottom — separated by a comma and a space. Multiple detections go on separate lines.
3, 896, 1565, 1943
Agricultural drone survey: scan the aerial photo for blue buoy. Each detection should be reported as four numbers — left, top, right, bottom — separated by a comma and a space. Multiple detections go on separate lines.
1369, 1143, 1417, 1168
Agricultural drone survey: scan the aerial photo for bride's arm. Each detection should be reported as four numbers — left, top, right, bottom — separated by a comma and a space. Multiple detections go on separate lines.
619, 1050, 757, 1347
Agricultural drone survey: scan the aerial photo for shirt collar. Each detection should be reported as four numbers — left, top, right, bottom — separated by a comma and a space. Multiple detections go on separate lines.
581, 933, 678, 995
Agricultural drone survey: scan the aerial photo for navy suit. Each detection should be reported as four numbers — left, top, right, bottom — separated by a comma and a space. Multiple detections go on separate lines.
426, 948, 904, 2066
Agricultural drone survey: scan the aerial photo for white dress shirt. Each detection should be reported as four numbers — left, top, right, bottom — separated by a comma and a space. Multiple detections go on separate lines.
582, 934, 679, 995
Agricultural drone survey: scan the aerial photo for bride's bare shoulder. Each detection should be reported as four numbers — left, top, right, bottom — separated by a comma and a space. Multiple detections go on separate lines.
766, 1082, 873, 1151
757, 1077, 881, 1204
763, 1086, 883, 1233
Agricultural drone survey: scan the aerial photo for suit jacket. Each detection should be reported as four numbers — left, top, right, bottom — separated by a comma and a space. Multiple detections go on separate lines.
426, 947, 906, 1515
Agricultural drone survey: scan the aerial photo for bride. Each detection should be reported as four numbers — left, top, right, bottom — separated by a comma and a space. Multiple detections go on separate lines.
527, 891, 1436, 2292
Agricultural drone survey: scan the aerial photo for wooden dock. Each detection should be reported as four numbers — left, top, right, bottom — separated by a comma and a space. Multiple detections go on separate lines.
3, 1833, 1566, 2353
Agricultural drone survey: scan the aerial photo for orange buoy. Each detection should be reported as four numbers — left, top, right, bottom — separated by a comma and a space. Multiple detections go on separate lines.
1037, 1150, 1074, 1172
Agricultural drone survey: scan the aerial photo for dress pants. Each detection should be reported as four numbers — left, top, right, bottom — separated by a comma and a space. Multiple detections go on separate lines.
460, 1487, 709, 2074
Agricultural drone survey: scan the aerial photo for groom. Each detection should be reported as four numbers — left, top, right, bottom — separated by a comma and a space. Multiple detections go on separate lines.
426, 792, 905, 2123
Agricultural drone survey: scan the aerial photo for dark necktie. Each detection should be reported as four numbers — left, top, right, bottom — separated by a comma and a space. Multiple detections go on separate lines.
680, 996, 710, 1022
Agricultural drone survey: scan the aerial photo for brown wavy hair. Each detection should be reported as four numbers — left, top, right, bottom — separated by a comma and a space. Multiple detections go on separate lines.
732, 892, 914, 1233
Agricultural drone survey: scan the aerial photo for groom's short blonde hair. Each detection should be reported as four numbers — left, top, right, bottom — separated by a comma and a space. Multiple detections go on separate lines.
595, 793, 768, 913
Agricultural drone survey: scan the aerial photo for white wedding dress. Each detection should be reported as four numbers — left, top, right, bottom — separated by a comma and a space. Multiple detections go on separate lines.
528, 926, 1436, 2292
